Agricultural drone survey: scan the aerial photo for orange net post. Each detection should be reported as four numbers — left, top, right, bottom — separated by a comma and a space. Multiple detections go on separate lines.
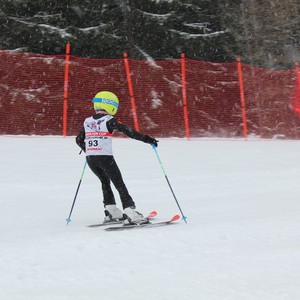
236, 57, 248, 140
181, 53, 190, 140
290, 62, 300, 118
123, 52, 140, 131
63, 43, 71, 137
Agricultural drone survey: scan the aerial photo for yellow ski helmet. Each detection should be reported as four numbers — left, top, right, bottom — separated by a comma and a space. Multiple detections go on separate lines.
92, 91, 119, 115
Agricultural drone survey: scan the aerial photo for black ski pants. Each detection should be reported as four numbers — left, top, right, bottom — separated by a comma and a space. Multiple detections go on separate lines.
86, 155, 135, 209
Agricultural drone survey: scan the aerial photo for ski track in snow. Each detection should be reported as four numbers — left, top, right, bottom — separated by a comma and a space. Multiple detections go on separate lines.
0, 136, 300, 300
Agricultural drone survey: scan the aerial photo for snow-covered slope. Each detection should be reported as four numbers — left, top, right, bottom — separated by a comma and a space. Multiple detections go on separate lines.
1, 136, 299, 300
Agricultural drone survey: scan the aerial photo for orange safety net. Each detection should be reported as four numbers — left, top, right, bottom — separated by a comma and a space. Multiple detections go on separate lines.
0, 50, 299, 138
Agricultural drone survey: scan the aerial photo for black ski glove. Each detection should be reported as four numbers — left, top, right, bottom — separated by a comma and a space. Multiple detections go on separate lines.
143, 135, 159, 147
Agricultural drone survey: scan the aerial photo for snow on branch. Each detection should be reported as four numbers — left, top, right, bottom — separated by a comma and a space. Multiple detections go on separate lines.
8, 17, 72, 38
169, 29, 225, 39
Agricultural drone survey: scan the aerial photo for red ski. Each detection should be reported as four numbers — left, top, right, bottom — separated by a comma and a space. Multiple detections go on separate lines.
105, 214, 180, 231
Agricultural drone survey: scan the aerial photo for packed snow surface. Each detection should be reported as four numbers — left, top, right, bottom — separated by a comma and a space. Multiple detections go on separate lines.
0, 136, 299, 300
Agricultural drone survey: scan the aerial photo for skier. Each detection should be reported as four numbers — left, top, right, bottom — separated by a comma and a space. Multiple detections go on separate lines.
76, 91, 158, 225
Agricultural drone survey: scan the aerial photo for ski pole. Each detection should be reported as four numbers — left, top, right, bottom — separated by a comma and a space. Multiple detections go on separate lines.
151, 144, 187, 223
66, 160, 87, 225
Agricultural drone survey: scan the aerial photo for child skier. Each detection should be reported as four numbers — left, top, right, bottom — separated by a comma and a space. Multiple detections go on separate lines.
76, 91, 158, 225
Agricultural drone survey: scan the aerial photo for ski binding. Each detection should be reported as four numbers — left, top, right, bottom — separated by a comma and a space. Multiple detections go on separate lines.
87, 211, 157, 228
